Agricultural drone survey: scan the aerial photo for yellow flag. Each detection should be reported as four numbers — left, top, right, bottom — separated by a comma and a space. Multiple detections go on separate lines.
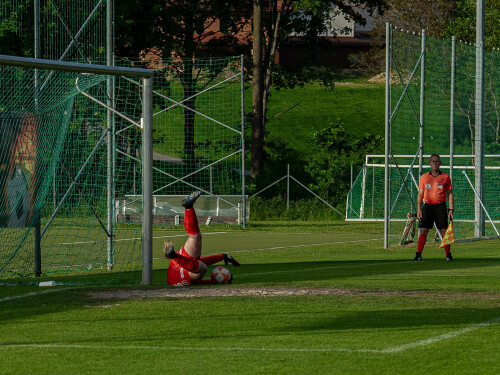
439, 221, 455, 248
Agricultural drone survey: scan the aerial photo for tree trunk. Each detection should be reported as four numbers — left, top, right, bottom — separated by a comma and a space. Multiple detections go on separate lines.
262, 4, 283, 122
183, 59, 197, 178
251, 0, 264, 178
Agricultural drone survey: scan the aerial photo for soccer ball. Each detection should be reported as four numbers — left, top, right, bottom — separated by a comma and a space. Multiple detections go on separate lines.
211, 266, 232, 284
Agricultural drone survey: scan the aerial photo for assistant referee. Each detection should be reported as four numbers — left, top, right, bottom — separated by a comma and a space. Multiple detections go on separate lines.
415, 154, 454, 261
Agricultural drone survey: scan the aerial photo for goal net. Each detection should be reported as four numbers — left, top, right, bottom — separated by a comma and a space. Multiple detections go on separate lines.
0, 1, 245, 284
113, 57, 246, 226
0, 57, 156, 284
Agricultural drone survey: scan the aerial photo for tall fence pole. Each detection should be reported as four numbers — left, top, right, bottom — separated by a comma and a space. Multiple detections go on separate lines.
419, 29, 426, 174
384, 23, 391, 248
34, 0, 42, 277
142, 77, 153, 285
450, 36, 456, 182
475, 0, 485, 236
240, 55, 247, 227
106, 0, 115, 270
287, 164, 290, 210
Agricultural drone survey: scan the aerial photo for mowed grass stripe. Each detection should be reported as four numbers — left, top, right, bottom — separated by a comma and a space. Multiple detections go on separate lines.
1, 315, 498, 354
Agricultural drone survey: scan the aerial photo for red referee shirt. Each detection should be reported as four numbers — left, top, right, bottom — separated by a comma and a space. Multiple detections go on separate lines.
418, 171, 452, 205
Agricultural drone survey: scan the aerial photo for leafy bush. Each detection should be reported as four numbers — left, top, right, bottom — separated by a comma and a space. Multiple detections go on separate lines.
250, 196, 344, 221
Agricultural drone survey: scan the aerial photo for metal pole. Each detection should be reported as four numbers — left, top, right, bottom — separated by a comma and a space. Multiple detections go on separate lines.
209, 165, 213, 193
34, 0, 40, 84
0, 54, 152, 77
360, 164, 366, 219
475, 0, 485, 236
34, 217, 41, 277
142, 76, 154, 285
240, 55, 247, 227
287, 163, 290, 210
372, 165, 375, 217
384, 23, 391, 248
106, 0, 115, 271
53, 165, 56, 210
34, 0, 42, 277
419, 29, 426, 174
450, 36, 456, 182
350, 164, 353, 188
463, 171, 498, 235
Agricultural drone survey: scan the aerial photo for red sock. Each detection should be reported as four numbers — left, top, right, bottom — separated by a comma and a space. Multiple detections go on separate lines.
184, 208, 200, 235
173, 253, 200, 273
417, 234, 427, 253
445, 244, 451, 255
199, 254, 224, 266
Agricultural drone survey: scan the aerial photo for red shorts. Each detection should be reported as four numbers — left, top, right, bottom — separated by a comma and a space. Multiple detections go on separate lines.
167, 246, 195, 286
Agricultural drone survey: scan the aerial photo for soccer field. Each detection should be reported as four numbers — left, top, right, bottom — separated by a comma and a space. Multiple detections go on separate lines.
1, 222, 499, 374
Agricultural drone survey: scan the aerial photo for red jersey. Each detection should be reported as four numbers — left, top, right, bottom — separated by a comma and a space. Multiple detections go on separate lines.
167, 246, 195, 286
418, 171, 452, 205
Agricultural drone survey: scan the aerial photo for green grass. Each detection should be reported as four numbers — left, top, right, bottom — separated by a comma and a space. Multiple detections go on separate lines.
248, 82, 385, 158
1, 222, 499, 374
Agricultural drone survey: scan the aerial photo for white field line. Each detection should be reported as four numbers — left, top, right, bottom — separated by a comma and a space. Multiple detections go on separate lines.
214, 238, 384, 255
59, 231, 230, 246
0, 287, 74, 303
380, 316, 500, 353
151, 237, 384, 261
1, 316, 499, 354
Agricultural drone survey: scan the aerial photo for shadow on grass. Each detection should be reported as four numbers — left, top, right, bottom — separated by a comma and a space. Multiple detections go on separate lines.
1, 256, 498, 326
233, 257, 500, 286
286, 307, 500, 333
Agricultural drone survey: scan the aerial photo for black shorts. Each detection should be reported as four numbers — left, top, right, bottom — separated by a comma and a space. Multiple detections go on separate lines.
419, 202, 448, 230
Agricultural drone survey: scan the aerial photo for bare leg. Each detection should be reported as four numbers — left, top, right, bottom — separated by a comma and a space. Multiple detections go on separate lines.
181, 192, 204, 279
188, 260, 207, 282
184, 233, 202, 258
183, 207, 202, 258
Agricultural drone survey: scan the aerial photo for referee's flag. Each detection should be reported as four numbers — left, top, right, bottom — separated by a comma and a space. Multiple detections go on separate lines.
439, 221, 455, 248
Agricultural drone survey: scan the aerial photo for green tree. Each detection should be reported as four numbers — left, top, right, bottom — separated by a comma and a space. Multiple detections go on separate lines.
251, 0, 388, 177
351, 0, 457, 72
0, 0, 34, 57
446, 0, 500, 48
305, 119, 383, 205
115, 0, 252, 175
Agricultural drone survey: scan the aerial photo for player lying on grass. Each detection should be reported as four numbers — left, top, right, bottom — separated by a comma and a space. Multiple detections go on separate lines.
164, 191, 240, 286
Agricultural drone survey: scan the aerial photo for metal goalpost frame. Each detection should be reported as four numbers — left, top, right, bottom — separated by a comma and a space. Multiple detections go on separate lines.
353, 154, 500, 226
0, 54, 155, 284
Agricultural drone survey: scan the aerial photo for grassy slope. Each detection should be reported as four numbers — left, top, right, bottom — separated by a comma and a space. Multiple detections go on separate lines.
246, 81, 385, 159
